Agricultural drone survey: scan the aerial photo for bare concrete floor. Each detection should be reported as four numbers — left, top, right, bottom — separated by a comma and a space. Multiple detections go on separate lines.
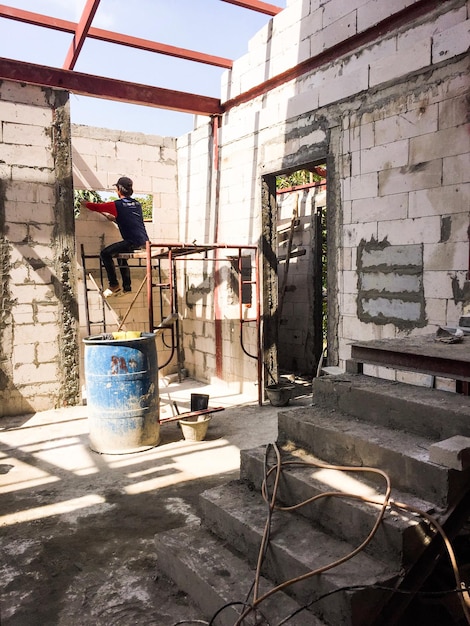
0, 377, 312, 625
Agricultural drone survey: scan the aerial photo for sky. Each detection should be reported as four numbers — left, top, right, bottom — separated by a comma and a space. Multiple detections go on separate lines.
1, 0, 286, 137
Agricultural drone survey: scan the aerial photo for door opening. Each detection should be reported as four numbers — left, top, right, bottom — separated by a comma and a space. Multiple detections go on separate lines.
261, 164, 327, 397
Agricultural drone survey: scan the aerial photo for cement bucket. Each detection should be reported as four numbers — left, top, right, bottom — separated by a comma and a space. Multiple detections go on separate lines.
265, 383, 295, 407
179, 415, 212, 441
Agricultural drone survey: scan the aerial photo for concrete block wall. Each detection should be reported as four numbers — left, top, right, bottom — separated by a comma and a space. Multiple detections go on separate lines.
179, 0, 469, 385
0, 80, 79, 417
177, 121, 261, 392
72, 126, 179, 384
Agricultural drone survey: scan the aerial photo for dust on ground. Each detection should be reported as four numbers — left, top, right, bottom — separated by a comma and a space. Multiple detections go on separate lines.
0, 377, 312, 625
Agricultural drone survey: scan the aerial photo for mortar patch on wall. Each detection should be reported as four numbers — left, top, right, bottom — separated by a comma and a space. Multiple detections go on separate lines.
357, 238, 426, 329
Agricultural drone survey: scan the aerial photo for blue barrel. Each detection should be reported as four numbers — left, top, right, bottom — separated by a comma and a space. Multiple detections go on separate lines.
83, 332, 160, 454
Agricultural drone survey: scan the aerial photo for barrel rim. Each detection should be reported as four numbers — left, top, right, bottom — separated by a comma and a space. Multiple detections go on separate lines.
83, 332, 156, 344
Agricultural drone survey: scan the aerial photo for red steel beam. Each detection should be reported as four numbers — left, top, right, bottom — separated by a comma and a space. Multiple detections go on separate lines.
63, 0, 101, 70
220, 0, 282, 16
0, 5, 233, 69
0, 57, 223, 116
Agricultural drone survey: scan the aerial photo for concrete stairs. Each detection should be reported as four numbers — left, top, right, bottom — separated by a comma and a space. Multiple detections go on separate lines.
155, 373, 470, 625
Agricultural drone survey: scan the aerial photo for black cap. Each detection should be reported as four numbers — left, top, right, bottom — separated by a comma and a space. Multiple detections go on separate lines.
115, 176, 133, 190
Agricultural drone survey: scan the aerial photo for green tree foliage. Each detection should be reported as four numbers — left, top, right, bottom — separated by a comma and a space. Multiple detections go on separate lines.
276, 166, 326, 190
74, 189, 103, 217
75, 191, 153, 220
137, 195, 153, 221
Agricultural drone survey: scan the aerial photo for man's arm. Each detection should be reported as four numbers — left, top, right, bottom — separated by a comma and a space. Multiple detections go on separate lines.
80, 200, 118, 219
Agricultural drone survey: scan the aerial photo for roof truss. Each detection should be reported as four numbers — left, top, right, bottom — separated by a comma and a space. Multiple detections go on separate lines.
0, 0, 278, 115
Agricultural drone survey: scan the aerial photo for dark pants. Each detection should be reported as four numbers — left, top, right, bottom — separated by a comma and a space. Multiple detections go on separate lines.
100, 240, 136, 290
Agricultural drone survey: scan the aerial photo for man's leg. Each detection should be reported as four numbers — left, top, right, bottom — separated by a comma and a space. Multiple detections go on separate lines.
117, 257, 131, 292
100, 242, 120, 288
100, 241, 134, 290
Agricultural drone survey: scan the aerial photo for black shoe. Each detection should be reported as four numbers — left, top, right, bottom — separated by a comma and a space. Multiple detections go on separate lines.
123, 287, 132, 293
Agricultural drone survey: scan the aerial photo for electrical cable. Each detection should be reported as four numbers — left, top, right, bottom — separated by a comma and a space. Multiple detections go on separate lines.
253, 443, 283, 602
234, 451, 392, 625
389, 498, 470, 624
208, 601, 270, 626
172, 619, 209, 626
276, 583, 470, 626
233, 446, 469, 626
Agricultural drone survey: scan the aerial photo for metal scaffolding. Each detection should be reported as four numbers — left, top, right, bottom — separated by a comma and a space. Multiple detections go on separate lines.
81, 241, 263, 404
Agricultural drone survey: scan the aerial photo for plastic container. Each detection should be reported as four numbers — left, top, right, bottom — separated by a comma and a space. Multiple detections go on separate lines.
83, 332, 160, 454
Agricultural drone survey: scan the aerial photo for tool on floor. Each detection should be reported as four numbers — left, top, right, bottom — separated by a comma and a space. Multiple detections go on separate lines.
160, 393, 224, 425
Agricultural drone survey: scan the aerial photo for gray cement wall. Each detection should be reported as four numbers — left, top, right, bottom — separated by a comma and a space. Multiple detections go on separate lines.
0, 81, 78, 417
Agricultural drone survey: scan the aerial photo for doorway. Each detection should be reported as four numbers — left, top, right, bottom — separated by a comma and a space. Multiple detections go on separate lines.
261, 164, 327, 393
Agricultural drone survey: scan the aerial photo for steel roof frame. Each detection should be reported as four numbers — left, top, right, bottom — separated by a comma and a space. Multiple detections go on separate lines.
0, 0, 281, 115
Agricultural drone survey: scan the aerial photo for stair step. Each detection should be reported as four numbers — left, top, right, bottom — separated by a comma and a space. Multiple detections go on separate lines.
199, 480, 399, 626
154, 524, 325, 626
312, 374, 470, 440
277, 406, 469, 507
240, 445, 438, 567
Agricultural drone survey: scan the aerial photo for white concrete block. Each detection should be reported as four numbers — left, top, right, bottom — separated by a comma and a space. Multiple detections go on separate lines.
433, 19, 470, 62
361, 272, 421, 293
299, 6, 322, 40
347, 172, 379, 200
443, 153, 470, 185
357, 0, 418, 31
310, 10, 357, 57
273, 0, 309, 32
321, 0, 367, 28
409, 184, 469, 218
378, 159, 443, 196
361, 139, 409, 174
5, 222, 28, 242
12, 284, 55, 305
397, 6, 466, 51
410, 125, 470, 163
2, 122, 48, 147
0, 144, 53, 169
342, 221, 378, 247
424, 297, 447, 325
360, 243, 422, 268
374, 104, 439, 147
36, 341, 59, 363
7, 202, 55, 225
396, 370, 434, 388
434, 377, 457, 393
423, 271, 456, 299
444, 211, 470, 244
351, 193, 408, 223
319, 65, 369, 108
285, 89, 320, 119
439, 94, 469, 130
429, 436, 470, 470
424, 242, 467, 272
13, 362, 58, 385
0, 81, 52, 107
11, 165, 56, 185
342, 269, 358, 294
377, 216, 441, 245
0, 100, 52, 126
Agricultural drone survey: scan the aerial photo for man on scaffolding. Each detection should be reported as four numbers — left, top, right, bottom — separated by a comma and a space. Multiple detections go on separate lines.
81, 176, 149, 297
